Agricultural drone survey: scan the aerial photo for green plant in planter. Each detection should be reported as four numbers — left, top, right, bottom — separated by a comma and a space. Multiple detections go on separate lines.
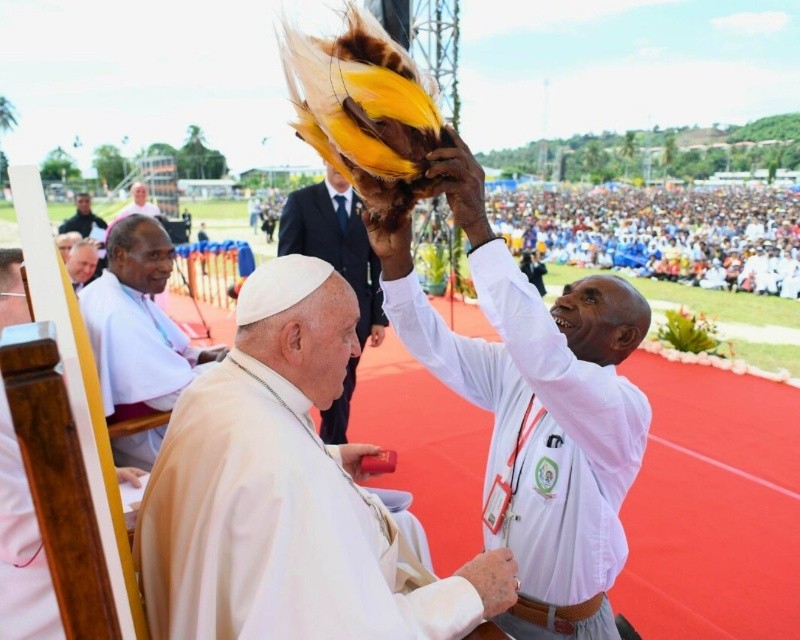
657, 307, 721, 354
416, 243, 449, 296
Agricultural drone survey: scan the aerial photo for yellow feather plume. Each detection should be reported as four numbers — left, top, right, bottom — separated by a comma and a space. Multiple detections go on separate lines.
325, 111, 418, 179
278, 2, 449, 229
340, 65, 443, 133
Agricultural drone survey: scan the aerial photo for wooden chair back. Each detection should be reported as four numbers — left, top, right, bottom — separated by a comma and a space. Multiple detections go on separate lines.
0, 321, 123, 638
9, 162, 149, 638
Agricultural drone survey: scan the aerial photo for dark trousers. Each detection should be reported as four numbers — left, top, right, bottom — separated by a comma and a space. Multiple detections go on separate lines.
320, 351, 362, 445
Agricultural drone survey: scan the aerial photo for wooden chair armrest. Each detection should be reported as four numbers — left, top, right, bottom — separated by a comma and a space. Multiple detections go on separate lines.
107, 411, 172, 439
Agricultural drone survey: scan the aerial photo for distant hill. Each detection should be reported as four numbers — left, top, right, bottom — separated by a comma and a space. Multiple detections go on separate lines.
474, 113, 800, 183
726, 113, 800, 143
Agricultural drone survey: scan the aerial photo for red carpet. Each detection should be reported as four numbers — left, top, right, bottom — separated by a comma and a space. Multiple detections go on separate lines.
170, 294, 800, 639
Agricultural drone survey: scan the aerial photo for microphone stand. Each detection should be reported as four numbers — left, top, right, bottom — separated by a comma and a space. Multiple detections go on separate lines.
172, 261, 212, 340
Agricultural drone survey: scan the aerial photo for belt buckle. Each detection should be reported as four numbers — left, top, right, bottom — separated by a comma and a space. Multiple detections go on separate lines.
553, 618, 576, 635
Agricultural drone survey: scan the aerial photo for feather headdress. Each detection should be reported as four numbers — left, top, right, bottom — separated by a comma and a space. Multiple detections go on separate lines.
278, 2, 450, 230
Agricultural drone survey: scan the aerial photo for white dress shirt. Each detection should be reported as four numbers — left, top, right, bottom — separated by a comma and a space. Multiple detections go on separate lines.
324, 180, 353, 217
382, 240, 651, 606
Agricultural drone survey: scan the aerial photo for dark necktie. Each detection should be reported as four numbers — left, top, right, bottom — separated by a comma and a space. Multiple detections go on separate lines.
334, 195, 348, 235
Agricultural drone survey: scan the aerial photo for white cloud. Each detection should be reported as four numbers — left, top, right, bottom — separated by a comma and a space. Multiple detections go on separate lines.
458, 58, 800, 154
710, 11, 791, 36
460, 0, 684, 41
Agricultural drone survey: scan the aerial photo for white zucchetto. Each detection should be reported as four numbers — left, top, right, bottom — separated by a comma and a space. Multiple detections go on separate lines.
236, 254, 334, 326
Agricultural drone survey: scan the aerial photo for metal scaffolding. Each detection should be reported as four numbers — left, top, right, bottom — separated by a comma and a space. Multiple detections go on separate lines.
409, 0, 460, 130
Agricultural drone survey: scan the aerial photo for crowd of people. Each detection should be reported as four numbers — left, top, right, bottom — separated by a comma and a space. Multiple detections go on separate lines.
481, 186, 800, 299
247, 194, 280, 243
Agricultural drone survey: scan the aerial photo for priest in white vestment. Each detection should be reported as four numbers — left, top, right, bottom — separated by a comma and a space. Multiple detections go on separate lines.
135, 255, 520, 639
79, 215, 227, 469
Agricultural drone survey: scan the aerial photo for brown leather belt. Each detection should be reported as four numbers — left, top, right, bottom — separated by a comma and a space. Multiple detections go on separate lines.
508, 592, 605, 635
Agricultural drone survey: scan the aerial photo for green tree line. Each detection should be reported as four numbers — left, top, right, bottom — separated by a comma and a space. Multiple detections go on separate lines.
0, 100, 228, 190
475, 112, 800, 185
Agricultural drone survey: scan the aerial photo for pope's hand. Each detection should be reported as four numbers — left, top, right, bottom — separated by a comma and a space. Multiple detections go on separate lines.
338, 443, 381, 481
453, 547, 519, 618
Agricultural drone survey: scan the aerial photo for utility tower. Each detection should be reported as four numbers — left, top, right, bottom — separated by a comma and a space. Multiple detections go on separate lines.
409, 0, 461, 130
538, 78, 549, 179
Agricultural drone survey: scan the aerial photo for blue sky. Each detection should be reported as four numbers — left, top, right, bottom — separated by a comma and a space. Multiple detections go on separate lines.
1, 0, 798, 176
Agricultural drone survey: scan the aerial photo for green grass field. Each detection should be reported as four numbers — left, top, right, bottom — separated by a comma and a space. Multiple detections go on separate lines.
3, 198, 798, 378
0, 199, 250, 224
543, 263, 799, 329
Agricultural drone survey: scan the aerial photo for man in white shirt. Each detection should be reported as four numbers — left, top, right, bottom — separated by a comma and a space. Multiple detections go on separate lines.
740, 246, 777, 294
362, 128, 652, 639
79, 215, 227, 469
698, 258, 728, 290
779, 255, 800, 299
248, 195, 262, 234
135, 254, 520, 639
118, 182, 162, 219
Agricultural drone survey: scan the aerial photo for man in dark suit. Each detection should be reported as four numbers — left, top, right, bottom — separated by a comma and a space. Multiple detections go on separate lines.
278, 162, 388, 444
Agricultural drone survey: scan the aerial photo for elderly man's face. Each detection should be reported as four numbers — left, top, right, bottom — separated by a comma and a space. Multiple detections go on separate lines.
303, 277, 361, 410
114, 222, 175, 295
67, 245, 99, 284
550, 275, 644, 366
57, 237, 79, 262
132, 184, 148, 206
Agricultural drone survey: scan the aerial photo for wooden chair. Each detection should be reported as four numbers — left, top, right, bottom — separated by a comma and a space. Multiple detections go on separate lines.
7, 164, 149, 638
1, 321, 124, 638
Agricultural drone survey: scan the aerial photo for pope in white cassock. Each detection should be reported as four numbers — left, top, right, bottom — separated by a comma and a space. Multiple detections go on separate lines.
134, 254, 521, 639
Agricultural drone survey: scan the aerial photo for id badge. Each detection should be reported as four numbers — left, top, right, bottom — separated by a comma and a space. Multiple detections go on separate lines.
482, 474, 512, 534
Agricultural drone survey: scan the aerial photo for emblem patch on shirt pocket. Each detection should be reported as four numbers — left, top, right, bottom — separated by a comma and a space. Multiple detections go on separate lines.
534, 456, 559, 499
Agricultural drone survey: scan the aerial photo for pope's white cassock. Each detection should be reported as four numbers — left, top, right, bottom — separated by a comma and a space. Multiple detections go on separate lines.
0, 387, 65, 639
134, 347, 484, 640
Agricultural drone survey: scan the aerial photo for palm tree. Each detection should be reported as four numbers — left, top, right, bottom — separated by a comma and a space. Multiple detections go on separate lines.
0, 97, 18, 134
584, 140, 604, 181
620, 130, 636, 180
184, 125, 207, 179
662, 134, 678, 181
0, 97, 18, 191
